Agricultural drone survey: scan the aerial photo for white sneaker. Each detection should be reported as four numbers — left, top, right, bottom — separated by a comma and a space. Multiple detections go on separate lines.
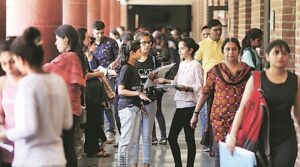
105, 132, 115, 144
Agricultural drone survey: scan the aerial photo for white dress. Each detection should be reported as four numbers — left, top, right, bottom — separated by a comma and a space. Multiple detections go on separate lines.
6, 73, 73, 167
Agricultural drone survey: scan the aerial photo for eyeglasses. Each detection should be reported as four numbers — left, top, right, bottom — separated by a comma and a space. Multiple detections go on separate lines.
141, 41, 152, 46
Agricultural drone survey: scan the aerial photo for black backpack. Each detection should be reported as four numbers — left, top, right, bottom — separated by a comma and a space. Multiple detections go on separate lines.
243, 47, 262, 71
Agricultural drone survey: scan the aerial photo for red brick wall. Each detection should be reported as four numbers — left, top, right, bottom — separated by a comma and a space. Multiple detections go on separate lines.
295, 1, 300, 166
270, 0, 296, 71
296, 0, 300, 75
238, 0, 251, 42
228, 0, 239, 38
209, 0, 227, 6
251, 0, 264, 29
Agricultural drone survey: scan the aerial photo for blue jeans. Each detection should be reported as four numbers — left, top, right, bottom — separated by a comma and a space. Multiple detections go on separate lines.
104, 76, 116, 134
118, 106, 141, 167
199, 103, 207, 135
104, 108, 116, 134
135, 101, 157, 164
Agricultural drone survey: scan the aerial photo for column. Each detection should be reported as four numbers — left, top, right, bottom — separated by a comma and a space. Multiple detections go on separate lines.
0, 0, 6, 40
100, 0, 110, 35
109, 0, 121, 31
6, 0, 63, 62
87, 0, 100, 34
120, 0, 128, 29
63, 0, 87, 29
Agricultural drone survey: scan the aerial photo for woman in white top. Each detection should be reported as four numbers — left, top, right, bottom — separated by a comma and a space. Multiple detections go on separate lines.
241, 28, 263, 71
155, 38, 203, 167
0, 27, 73, 167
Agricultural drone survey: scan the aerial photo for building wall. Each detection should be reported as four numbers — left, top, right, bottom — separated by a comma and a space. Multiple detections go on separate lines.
238, 0, 251, 41
228, 0, 238, 38
251, 0, 264, 29
270, 0, 296, 71
295, 1, 300, 166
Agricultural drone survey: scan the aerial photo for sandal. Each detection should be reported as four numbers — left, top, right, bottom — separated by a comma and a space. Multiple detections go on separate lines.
99, 149, 110, 157
99, 141, 110, 157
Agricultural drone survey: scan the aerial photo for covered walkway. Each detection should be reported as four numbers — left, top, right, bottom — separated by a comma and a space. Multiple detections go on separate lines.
77, 93, 215, 167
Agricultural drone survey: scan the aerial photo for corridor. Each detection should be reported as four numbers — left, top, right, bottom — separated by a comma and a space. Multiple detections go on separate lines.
77, 92, 215, 167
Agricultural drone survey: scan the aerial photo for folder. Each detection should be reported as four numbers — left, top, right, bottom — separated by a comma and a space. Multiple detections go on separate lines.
219, 141, 256, 167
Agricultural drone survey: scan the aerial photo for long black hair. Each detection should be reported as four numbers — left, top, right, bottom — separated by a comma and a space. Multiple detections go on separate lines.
55, 25, 88, 75
180, 37, 200, 56
77, 27, 88, 52
120, 40, 141, 66
241, 28, 263, 51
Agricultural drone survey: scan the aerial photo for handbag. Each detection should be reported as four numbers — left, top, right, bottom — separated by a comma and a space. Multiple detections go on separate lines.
233, 71, 271, 166
101, 76, 116, 100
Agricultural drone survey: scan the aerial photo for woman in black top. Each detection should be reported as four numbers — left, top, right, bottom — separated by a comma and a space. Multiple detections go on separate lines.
227, 39, 300, 167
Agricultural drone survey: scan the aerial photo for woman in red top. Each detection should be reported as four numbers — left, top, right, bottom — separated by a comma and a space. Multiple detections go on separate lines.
44, 24, 86, 167
190, 38, 252, 167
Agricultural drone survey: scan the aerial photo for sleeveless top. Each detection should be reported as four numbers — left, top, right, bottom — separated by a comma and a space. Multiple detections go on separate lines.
261, 71, 297, 147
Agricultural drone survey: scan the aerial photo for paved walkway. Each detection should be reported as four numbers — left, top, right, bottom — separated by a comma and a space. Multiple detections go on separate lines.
77, 92, 215, 167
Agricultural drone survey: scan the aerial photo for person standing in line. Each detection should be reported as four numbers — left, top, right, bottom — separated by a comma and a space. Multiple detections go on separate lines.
190, 38, 252, 167
92, 21, 119, 143
227, 40, 299, 167
44, 24, 86, 167
77, 28, 111, 157
241, 28, 263, 71
155, 38, 203, 167
117, 40, 150, 166
0, 27, 73, 167
0, 39, 23, 167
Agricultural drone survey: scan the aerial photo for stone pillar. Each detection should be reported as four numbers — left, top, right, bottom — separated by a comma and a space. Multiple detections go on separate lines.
6, 0, 63, 62
120, 1, 128, 29
115, 1, 121, 28
109, 0, 116, 31
63, 0, 87, 29
109, 0, 121, 30
100, 0, 110, 35
87, 0, 101, 34
0, 0, 6, 40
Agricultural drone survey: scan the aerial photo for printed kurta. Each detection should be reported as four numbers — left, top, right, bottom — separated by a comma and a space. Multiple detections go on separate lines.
201, 62, 252, 142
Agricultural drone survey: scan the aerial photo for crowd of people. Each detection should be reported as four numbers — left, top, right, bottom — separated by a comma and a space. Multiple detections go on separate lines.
0, 17, 298, 167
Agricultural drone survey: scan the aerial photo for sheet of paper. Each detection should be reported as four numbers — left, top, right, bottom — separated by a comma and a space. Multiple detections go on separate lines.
219, 141, 256, 167
144, 63, 176, 89
152, 63, 175, 78
156, 84, 177, 89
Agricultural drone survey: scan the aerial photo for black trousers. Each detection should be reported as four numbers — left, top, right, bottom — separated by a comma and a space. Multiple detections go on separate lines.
168, 107, 196, 167
84, 101, 106, 154
257, 133, 297, 167
152, 92, 167, 140
114, 94, 121, 135
63, 115, 79, 167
